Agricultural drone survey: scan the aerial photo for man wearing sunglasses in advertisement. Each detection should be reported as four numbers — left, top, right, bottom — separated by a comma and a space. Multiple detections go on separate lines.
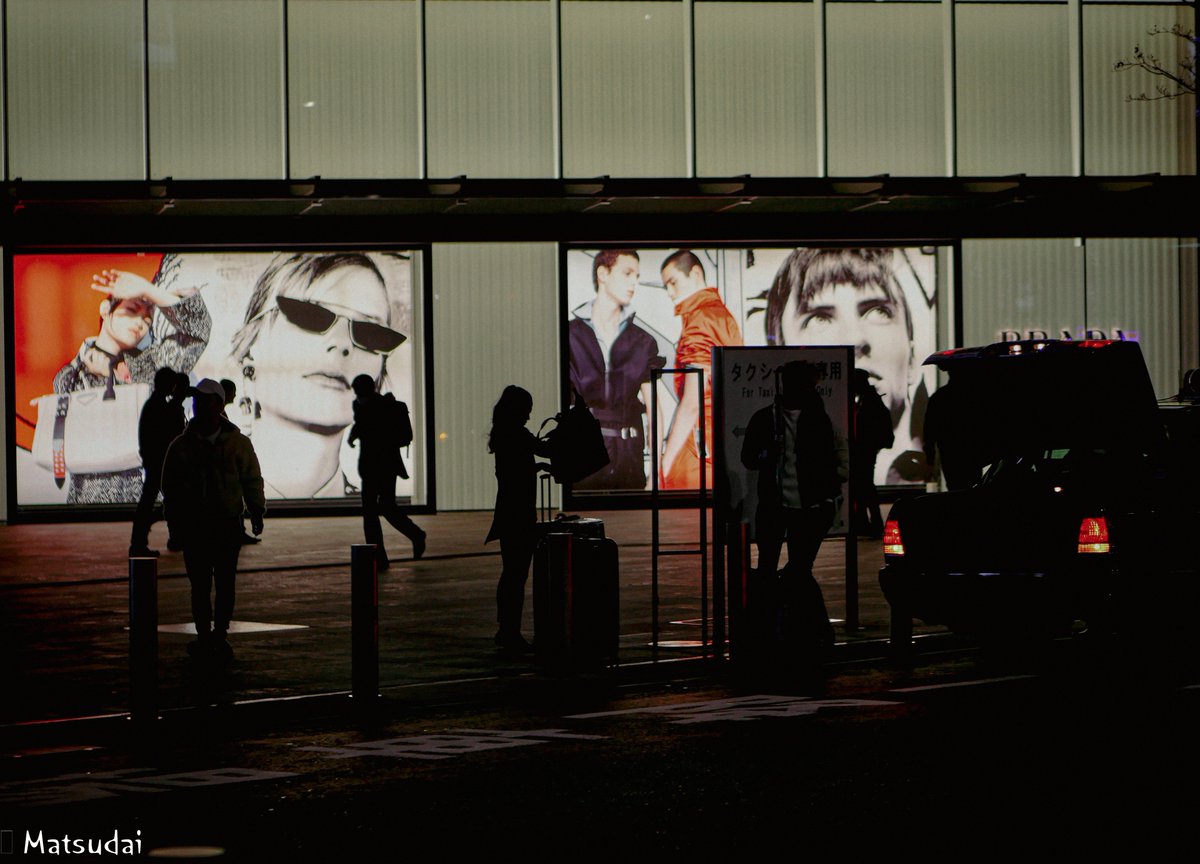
230, 253, 408, 500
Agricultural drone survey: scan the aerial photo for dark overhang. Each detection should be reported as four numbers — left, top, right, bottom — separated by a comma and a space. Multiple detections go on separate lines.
2, 174, 1193, 245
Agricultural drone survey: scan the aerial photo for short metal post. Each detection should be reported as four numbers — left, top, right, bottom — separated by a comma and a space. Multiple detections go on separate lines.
889, 603, 913, 663
351, 545, 379, 704
128, 556, 158, 724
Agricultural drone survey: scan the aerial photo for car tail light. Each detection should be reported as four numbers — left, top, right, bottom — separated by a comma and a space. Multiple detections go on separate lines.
1077, 516, 1111, 554
883, 519, 905, 557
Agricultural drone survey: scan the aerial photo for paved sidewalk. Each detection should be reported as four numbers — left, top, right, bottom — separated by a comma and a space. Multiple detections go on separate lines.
1, 507, 947, 727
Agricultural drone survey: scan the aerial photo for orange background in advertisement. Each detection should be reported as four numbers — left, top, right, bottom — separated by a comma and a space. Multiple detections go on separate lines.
13, 253, 165, 452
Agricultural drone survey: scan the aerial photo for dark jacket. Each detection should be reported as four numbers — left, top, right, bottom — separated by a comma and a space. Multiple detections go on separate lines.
741, 396, 848, 511
162, 418, 266, 546
568, 314, 664, 429
485, 426, 551, 544
349, 392, 409, 480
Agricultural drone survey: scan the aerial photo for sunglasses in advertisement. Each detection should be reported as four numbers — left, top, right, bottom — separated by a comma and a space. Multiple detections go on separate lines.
275, 296, 406, 354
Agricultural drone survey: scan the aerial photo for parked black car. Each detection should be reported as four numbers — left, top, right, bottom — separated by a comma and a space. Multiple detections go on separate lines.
880, 339, 1200, 643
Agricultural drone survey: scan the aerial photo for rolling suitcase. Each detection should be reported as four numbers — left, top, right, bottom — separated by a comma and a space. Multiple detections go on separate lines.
740, 564, 833, 673
533, 531, 619, 670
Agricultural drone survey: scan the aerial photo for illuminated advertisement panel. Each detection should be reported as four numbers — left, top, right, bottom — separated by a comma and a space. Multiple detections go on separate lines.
562, 246, 939, 494
11, 249, 429, 511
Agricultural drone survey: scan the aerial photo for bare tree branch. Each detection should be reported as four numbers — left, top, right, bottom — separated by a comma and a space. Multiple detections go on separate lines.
1114, 25, 1197, 106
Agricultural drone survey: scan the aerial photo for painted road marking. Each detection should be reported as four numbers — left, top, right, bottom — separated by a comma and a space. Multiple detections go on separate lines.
890, 675, 1038, 694
568, 694, 900, 725
154, 621, 309, 635
0, 767, 297, 808
300, 729, 607, 761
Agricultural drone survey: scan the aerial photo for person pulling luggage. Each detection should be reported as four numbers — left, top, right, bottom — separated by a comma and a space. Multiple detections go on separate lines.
740, 360, 849, 660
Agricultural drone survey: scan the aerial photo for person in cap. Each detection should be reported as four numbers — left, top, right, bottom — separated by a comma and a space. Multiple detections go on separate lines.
162, 378, 266, 661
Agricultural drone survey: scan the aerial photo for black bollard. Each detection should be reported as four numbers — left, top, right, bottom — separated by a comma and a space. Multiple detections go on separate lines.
128, 556, 159, 724
889, 602, 913, 663
350, 545, 379, 705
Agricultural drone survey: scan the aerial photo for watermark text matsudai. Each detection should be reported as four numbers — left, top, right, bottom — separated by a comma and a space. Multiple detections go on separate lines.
23, 829, 142, 855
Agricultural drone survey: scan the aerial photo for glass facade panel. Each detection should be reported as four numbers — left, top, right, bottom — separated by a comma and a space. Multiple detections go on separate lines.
148, 0, 285, 179
1084, 4, 1196, 175
288, 0, 420, 179
561, 1, 686, 177
7, 0, 145, 180
427, 0, 554, 178
695, 2, 818, 177
961, 238, 1086, 346
962, 236, 1187, 399
431, 242, 559, 509
827, 3, 946, 176
1085, 237, 1182, 398
956, 4, 1074, 175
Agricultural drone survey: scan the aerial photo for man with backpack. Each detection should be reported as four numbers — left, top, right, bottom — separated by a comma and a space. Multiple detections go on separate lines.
349, 374, 426, 570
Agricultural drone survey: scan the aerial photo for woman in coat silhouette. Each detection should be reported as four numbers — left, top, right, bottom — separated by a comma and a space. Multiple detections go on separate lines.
485, 385, 552, 653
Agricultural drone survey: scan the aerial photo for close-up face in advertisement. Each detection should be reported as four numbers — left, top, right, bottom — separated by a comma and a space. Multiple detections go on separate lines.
599, 254, 640, 308
781, 278, 913, 420
102, 298, 154, 352
252, 264, 392, 432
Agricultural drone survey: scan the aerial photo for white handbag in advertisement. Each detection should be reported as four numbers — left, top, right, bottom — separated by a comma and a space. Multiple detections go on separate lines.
31, 381, 151, 486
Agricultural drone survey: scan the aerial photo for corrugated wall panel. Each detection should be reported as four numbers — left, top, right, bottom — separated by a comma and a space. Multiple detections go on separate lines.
957, 5, 1073, 175
561, 1, 686, 178
695, 2, 817, 177
826, 3, 945, 177
432, 243, 559, 511
1183, 241, 1199, 375
1085, 238, 1180, 398
961, 238, 1086, 345
148, 0, 285, 179
0, 247, 6, 521
288, 0, 420, 179
1084, 4, 1196, 175
7, 0, 144, 180
427, 0, 554, 178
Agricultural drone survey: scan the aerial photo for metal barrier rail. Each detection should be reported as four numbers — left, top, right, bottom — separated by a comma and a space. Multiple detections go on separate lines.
649, 366, 710, 660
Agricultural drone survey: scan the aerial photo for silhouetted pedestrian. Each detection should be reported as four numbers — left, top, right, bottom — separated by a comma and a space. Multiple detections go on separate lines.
484, 385, 552, 655
162, 378, 266, 662
851, 368, 893, 537
221, 377, 261, 546
923, 367, 984, 491
741, 361, 848, 652
349, 374, 425, 571
129, 367, 187, 557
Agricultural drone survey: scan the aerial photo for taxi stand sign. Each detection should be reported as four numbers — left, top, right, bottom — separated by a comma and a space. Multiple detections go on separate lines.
711, 346, 859, 654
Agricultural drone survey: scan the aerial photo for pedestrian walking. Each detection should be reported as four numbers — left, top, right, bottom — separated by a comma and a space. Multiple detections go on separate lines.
348, 374, 426, 571
162, 378, 266, 662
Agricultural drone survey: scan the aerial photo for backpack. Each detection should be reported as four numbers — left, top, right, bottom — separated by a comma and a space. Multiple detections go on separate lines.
538, 391, 610, 484
394, 399, 413, 448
